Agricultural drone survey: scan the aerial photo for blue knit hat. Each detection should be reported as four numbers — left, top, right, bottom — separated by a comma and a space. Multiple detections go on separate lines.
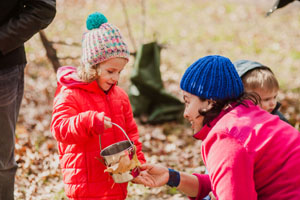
180, 55, 244, 100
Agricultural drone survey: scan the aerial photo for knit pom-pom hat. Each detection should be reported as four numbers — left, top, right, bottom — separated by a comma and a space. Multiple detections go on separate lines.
180, 55, 244, 100
79, 12, 130, 82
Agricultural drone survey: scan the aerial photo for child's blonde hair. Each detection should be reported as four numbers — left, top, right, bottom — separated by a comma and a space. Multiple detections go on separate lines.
233, 60, 279, 92
242, 67, 279, 92
77, 64, 98, 83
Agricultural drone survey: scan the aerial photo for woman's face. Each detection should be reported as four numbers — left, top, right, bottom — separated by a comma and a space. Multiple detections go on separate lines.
182, 91, 210, 133
96, 57, 127, 91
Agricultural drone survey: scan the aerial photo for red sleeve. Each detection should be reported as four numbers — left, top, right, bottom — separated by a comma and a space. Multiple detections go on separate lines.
205, 132, 257, 200
123, 94, 146, 164
51, 88, 104, 144
189, 174, 211, 200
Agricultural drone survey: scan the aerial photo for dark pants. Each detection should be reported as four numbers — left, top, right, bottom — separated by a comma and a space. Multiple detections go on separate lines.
0, 64, 25, 200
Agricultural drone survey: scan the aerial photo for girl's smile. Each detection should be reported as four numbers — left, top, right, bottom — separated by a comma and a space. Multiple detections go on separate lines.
96, 57, 127, 92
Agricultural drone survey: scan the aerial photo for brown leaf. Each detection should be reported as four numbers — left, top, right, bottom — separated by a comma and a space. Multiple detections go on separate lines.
104, 146, 141, 174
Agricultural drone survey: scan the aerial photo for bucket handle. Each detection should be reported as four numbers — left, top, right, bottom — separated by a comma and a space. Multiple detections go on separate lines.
99, 122, 134, 151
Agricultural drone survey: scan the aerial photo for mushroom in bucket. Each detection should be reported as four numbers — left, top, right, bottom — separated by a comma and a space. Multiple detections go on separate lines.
100, 122, 141, 183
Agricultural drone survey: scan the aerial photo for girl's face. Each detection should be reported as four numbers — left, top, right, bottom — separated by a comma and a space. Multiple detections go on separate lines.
96, 58, 127, 92
250, 88, 278, 113
182, 91, 210, 133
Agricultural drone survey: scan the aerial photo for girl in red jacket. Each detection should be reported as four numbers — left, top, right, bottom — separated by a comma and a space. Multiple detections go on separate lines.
51, 12, 146, 200
135, 55, 300, 200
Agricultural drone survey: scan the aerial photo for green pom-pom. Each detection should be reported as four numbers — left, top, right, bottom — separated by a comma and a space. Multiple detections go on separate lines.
86, 12, 108, 30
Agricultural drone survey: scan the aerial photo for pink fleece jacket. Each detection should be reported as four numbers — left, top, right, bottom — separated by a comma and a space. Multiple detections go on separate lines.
191, 101, 300, 200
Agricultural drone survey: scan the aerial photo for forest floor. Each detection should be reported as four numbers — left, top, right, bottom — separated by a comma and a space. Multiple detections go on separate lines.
14, 0, 300, 199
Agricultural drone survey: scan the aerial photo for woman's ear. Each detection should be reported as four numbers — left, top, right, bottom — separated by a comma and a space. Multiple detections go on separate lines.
206, 99, 215, 111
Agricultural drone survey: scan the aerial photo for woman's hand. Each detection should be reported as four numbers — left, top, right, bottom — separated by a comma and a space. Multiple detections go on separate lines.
134, 164, 200, 197
133, 164, 169, 187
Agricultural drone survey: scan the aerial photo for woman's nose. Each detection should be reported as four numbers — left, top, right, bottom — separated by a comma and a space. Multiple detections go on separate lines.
183, 108, 189, 119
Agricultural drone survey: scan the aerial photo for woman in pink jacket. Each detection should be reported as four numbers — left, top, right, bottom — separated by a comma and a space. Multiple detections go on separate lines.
135, 55, 300, 200
51, 12, 145, 199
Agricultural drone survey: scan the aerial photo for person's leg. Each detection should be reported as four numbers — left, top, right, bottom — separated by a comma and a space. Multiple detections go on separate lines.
0, 64, 25, 200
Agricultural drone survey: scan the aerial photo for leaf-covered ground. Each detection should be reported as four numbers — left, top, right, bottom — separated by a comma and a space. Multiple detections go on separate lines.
15, 0, 300, 199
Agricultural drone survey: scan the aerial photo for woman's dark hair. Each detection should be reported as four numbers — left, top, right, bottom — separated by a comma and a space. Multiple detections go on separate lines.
198, 92, 260, 127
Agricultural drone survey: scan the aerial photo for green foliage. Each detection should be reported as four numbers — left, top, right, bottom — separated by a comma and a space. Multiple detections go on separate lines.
54, 188, 67, 200
291, 50, 300, 59
167, 187, 179, 195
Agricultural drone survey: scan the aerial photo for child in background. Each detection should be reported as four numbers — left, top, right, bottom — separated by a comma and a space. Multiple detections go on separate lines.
233, 59, 289, 123
51, 12, 146, 199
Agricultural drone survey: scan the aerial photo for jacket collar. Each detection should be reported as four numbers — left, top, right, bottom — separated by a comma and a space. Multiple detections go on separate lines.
271, 102, 281, 114
85, 81, 116, 95
193, 102, 240, 141
57, 66, 116, 95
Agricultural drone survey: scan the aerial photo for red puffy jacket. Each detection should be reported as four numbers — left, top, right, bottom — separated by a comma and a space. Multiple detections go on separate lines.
51, 66, 146, 199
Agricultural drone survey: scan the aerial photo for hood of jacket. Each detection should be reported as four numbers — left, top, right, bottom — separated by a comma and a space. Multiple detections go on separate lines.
233, 59, 270, 78
57, 66, 115, 94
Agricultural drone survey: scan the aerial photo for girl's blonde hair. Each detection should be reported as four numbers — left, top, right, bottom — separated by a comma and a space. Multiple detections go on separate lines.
77, 64, 99, 83
242, 67, 279, 92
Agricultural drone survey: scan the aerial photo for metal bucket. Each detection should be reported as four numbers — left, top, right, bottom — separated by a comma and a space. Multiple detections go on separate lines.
100, 123, 140, 183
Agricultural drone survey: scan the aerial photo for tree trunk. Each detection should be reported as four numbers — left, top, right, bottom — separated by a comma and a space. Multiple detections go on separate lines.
39, 30, 61, 72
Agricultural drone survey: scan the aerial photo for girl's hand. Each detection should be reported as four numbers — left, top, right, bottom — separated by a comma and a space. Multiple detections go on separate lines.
104, 116, 112, 129
133, 164, 169, 187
